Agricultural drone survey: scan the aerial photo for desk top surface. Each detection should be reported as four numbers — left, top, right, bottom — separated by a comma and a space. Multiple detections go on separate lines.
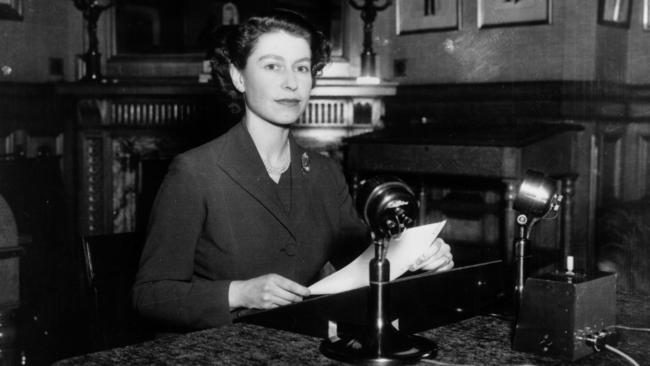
54, 293, 649, 366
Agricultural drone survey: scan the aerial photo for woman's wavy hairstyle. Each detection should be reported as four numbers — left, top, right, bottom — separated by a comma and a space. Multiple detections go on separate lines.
209, 9, 331, 94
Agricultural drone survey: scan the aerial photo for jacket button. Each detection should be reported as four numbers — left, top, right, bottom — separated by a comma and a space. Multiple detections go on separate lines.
281, 243, 297, 256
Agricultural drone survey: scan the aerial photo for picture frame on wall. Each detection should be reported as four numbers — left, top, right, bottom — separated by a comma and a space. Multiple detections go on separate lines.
0, 0, 22, 20
396, 0, 461, 35
478, 0, 551, 28
598, 0, 632, 28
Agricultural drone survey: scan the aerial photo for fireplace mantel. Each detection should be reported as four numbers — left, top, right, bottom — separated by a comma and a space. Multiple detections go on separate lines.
57, 78, 396, 235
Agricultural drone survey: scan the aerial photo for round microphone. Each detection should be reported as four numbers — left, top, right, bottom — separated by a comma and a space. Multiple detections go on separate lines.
356, 176, 418, 238
513, 170, 560, 219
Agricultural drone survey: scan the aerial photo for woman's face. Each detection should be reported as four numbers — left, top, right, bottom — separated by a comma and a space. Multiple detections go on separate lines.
230, 31, 312, 126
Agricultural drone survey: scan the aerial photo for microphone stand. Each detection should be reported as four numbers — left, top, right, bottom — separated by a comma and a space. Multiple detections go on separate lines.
510, 170, 563, 317
512, 195, 562, 317
320, 232, 437, 365
513, 214, 533, 317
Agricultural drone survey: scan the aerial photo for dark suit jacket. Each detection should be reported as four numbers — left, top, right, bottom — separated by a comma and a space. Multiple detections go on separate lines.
132, 122, 367, 331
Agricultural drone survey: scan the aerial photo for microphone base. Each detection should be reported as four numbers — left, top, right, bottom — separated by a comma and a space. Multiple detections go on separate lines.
320, 327, 437, 365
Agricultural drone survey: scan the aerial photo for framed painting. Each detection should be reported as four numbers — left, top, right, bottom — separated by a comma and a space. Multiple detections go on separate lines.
478, 0, 551, 28
396, 0, 461, 35
0, 0, 23, 20
598, 0, 632, 28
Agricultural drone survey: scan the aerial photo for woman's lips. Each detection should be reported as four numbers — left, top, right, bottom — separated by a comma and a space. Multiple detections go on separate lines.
275, 98, 301, 106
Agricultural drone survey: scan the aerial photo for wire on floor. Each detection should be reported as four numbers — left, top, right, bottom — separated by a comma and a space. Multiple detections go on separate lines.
604, 344, 640, 366
609, 325, 650, 332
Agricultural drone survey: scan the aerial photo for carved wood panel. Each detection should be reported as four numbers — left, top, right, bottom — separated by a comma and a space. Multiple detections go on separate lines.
80, 132, 107, 235
110, 101, 201, 126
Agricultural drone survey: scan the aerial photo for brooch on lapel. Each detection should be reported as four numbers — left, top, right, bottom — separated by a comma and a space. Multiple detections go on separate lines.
301, 152, 310, 174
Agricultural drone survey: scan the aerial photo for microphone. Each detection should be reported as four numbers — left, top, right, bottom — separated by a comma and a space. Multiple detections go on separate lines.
511, 170, 563, 311
513, 170, 561, 220
321, 176, 437, 364
355, 176, 418, 239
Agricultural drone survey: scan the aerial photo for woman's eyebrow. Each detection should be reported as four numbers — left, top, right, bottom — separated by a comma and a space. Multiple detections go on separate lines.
257, 55, 311, 64
257, 54, 284, 62
293, 57, 312, 64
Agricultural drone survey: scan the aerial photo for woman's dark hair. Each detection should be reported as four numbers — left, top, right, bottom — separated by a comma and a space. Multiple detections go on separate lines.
210, 9, 331, 88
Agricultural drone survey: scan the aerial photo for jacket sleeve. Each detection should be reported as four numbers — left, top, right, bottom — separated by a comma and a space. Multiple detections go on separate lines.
326, 160, 370, 269
132, 155, 232, 331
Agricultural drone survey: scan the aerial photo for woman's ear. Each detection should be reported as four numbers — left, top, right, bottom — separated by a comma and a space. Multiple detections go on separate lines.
229, 64, 245, 93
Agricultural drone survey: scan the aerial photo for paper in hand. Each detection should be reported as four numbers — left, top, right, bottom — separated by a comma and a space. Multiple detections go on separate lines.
309, 220, 447, 295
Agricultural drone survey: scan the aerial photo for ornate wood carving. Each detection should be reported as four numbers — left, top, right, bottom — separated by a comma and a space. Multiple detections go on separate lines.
110, 101, 201, 126
298, 99, 348, 126
82, 134, 105, 235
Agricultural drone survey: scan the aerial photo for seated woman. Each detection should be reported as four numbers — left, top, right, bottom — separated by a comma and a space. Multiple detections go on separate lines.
132, 9, 454, 332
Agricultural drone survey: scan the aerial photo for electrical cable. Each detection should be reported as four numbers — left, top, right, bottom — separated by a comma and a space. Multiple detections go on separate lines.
420, 359, 474, 366
604, 344, 640, 366
421, 360, 537, 366
609, 325, 650, 332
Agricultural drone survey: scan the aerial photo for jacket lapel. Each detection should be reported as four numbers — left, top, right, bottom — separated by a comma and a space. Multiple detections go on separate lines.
215, 123, 294, 237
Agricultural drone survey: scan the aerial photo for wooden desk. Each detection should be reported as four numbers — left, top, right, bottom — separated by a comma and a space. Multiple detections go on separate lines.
53, 293, 648, 366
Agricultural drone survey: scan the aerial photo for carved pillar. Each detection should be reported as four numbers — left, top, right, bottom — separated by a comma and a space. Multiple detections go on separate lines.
80, 132, 107, 235
502, 178, 518, 264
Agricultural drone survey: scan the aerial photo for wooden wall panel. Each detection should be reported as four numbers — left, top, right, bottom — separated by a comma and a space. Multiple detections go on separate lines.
597, 125, 625, 203
633, 125, 650, 199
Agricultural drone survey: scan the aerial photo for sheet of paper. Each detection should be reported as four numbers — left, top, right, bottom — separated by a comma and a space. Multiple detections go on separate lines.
309, 220, 447, 295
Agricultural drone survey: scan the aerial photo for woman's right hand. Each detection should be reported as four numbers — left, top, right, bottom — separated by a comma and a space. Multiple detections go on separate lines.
228, 274, 311, 310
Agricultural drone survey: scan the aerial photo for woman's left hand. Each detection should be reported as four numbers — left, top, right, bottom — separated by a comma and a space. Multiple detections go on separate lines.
408, 238, 454, 272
